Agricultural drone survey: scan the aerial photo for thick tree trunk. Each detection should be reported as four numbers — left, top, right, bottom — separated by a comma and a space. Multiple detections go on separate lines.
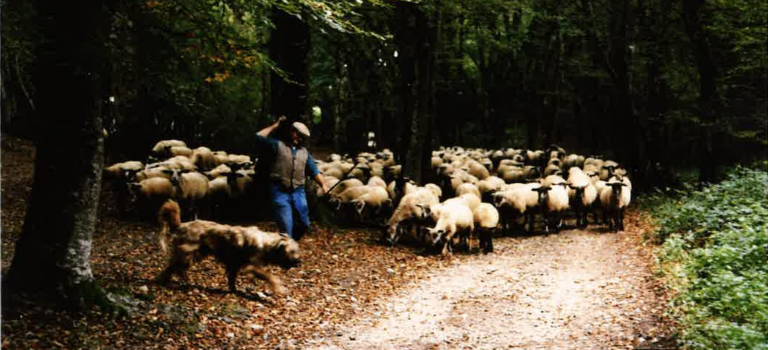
682, 0, 719, 183
269, 9, 310, 120
4, 0, 108, 310
607, 0, 643, 175
394, 1, 417, 173
396, 2, 437, 184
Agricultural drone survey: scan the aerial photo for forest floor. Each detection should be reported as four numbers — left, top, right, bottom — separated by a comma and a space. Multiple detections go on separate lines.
1, 134, 677, 349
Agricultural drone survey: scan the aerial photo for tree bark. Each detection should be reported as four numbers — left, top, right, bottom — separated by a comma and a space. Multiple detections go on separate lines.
269, 9, 310, 120
396, 1, 437, 184
682, 0, 719, 183
4, 0, 109, 310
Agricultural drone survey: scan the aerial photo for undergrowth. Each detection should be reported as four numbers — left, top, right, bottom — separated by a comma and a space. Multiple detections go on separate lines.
641, 166, 768, 350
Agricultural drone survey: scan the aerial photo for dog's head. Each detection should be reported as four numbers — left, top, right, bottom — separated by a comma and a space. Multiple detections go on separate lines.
274, 236, 302, 269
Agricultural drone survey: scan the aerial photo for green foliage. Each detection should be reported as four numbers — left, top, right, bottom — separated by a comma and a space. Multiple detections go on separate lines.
645, 167, 768, 350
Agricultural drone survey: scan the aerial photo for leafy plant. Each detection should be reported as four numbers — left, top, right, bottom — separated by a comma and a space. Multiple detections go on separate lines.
645, 166, 768, 350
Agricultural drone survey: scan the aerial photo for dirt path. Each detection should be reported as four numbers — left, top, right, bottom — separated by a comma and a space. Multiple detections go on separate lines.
304, 224, 672, 350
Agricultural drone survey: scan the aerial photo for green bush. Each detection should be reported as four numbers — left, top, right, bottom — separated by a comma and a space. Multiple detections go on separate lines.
645, 167, 768, 350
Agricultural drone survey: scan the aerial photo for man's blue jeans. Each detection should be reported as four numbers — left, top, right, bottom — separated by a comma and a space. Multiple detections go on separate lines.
268, 183, 310, 239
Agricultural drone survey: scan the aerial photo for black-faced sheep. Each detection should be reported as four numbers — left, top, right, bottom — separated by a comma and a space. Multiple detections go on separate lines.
169, 170, 209, 220
567, 167, 598, 228
427, 201, 474, 256
599, 176, 632, 232
532, 183, 569, 233
493, 182, 541, 234
386, 188, 440, 245
473, 203, 499, 253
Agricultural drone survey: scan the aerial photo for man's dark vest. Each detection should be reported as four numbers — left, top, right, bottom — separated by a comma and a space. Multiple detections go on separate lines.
270, 140, 308, 189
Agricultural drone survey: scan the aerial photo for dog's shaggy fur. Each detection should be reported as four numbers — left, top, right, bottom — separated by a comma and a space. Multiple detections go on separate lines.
157, 200, 301, 295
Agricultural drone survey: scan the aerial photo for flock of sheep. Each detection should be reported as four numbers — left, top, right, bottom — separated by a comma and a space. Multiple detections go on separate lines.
315, 144, 633, 255
103, 140, 257, 220
104, 140, 633, 256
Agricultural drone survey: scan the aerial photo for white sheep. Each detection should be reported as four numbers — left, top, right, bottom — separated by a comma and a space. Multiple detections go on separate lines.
367, 176, 387, 189
151, 139, 187, 156
473, 203, 499, 253
493, 182, 541, 234
386, 188, 440, 245
455, 183, 481, 198
532, 183, 569, 233
427, 201, 474, 255
350, 186, 392, 221
567, 167, 598, 228
168, 146, 193, 158
330, 185, 371, 210
466, 159, 490, 180
424, 183, 443, 199
329, 178, 364, 197
191, 146, 217, 171
599, 177, 632, 231
599, 160, 620, 180
128, 177, 177, 217
104, 161, 144, 181
204, 164, 232, 179
212, 151, 229, 165
170, 170, 209, 219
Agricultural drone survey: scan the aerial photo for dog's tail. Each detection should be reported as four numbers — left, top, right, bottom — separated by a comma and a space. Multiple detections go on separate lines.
158, 199, 182, 253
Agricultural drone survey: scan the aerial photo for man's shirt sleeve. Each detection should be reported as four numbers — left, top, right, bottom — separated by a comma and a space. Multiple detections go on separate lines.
306, 152, 320, 178
255, 133, 279, 153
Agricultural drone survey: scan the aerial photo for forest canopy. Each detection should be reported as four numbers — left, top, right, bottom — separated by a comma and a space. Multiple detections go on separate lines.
2, 0, 766, 183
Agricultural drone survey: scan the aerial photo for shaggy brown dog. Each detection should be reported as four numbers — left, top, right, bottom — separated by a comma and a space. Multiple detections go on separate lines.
156, 200, 301, 295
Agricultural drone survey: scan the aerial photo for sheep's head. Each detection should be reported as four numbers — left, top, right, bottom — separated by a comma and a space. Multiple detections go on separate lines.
533, 186, 551, 206
413, 204, 430, 220
569, 184, 586, 203
379, 199, 394, 217
328, 197, 342, 211
609, 182, 627, 195
492, 192, 506, 208
126, 182, 143, 205
427, 227, 446, 245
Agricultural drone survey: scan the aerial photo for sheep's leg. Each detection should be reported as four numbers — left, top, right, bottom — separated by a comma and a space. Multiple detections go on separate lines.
619, 207, 625, 231
441, 241, 452, 256
478, 228, 485, 252
527, 212, 536, 233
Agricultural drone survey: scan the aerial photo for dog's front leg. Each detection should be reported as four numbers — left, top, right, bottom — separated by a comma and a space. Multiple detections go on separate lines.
226, 265, 240, 292
240, 265, 287, 295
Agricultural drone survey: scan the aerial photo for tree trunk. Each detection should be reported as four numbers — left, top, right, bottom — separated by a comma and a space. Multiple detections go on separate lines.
682, 0, 719, 183
606, 0, 643, 174
396, 1, 437, 184
4, 0, 109, 310
269, 9, 310, 120
394, 1, 417, 172
333, 53, 348, 153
